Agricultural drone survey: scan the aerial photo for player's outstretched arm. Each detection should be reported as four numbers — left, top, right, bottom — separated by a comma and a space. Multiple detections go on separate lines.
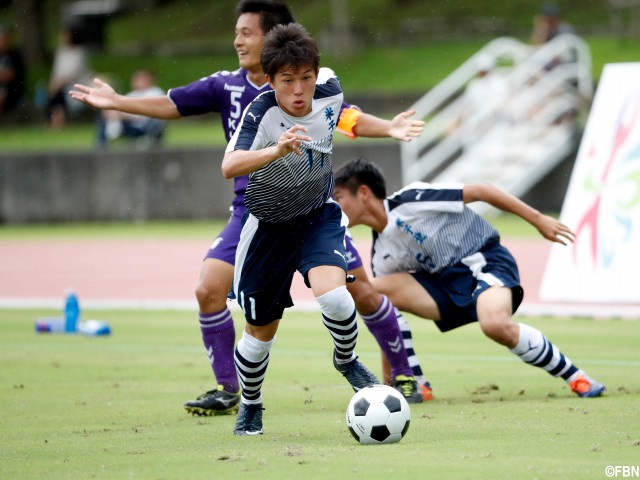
222, 125, 311, 179
463, 183, 575, 245
352, 109, 425, 141
69, 78, 181, 119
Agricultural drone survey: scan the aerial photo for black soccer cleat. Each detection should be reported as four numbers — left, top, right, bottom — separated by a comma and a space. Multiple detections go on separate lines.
333, 351, 380, 392
183, 385, 240, 416
393, 374, 423, 404
233, 403, 264, 436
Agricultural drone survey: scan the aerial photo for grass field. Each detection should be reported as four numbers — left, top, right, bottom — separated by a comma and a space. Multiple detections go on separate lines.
1, 220, 638, 479
1, 309, 638, 479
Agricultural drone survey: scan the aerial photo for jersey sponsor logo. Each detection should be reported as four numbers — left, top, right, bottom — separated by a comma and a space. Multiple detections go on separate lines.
224, 83, 245, 92
395, 217, 427, 245
247, 112, 261, 122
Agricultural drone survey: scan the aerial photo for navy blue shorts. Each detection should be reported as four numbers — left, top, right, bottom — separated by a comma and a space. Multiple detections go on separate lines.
411, 241, 524, 332
203, 204, 365, 272
234, 201, 349, 325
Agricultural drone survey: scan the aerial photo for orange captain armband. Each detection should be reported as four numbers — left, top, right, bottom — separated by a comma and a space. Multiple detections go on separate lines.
337, 106, 363, 140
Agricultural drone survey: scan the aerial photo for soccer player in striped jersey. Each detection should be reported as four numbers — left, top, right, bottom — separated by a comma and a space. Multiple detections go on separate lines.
222, 23, 394, 435
333, 158, 606, 399
70, 0, 428, 414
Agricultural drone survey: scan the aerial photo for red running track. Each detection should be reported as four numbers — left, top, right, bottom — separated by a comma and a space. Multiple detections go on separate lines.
0, 237, 548, 309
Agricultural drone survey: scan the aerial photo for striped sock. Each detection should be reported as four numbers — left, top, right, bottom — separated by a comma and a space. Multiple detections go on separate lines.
395, 310, 428, 386
510, 323, 579, 380
316, 286, 358, 364
234, 331, 274, 404
323, 309, 358, 364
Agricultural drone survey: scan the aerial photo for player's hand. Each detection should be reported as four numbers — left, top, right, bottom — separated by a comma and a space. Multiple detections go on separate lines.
277, 125, 311, 156
388, 109, 425, 142
536, 215, 575, 245
68, 78, 118, 110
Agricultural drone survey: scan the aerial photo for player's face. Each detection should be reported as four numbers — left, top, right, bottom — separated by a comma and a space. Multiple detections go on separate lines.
333, 185, 362, 227
268, 66, 317, 117
234, 13, 264, 73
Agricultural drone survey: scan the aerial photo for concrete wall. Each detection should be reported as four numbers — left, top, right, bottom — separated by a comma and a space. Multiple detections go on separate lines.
0, 143, 571, 224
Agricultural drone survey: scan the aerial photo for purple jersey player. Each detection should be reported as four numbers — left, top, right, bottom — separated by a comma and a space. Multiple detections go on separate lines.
70, 0, 430, 414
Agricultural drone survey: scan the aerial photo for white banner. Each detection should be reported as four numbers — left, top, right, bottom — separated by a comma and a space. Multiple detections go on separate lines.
540, 63, 640, 303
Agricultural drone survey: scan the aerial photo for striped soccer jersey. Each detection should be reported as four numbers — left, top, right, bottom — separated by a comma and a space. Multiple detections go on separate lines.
371, 182, 500, 277
226, 68, 343, 223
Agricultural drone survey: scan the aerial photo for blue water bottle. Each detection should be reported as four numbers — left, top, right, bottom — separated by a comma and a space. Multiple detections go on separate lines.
64, 290, 80, 333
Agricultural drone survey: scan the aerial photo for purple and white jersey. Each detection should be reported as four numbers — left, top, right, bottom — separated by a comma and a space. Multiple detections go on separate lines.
372, 182, 500, 276
227, 68, 343, 223
168, 68, 270, 207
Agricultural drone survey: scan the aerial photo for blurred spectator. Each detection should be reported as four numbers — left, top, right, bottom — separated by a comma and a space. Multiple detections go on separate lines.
46, 27, 91, 127
0, 24, 26, 122
530, 2, 575, 45
96, 69, 166, 149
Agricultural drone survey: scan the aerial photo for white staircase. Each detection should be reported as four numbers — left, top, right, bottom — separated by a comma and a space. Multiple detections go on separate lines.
400, 34, 593, 214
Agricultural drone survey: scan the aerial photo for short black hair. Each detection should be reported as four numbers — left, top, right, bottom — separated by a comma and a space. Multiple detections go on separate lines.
261, 23, 319, 79
334, 158, 387, 199
236, 0, 295, 35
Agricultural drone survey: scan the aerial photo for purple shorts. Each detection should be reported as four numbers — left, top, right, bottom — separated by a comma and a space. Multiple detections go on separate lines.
204, 205, 246, 265
344, 231, 363, 270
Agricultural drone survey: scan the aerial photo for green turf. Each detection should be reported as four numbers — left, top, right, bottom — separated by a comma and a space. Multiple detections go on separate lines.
1, 308, 638, 480
0, 220, 225, 241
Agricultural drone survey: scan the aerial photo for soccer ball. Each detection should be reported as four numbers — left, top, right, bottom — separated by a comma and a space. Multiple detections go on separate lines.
345, 384, 411, 445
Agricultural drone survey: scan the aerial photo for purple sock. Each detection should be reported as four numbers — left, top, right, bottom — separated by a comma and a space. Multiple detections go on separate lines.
362, 295, 413, 378
199, 308, 238, 393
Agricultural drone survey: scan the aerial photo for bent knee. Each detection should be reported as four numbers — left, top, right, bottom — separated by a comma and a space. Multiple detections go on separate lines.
195, 279, 229, 311
479, 317, 518, 347
347, 281, 381, 315
316, 285, 355, 320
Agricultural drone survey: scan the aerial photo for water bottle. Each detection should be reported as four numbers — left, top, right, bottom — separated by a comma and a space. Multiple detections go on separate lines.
79, 320, 111, 336
35, 317, 65, 333
64, 290, 80, 333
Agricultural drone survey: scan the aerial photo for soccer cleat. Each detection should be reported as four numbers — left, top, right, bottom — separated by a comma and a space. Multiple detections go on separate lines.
420, 381, 434, 401
333, 352, 380, 392
233, 403, 264, 436
569, 373, 606, 398
393, 375, 423, 404
183, 385, 240, 416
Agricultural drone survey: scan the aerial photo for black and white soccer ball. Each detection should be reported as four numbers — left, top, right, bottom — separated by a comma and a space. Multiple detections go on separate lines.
345, 384, 411, 445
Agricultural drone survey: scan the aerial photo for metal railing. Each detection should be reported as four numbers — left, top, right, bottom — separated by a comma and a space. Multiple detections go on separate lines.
400, 34, 593, 210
